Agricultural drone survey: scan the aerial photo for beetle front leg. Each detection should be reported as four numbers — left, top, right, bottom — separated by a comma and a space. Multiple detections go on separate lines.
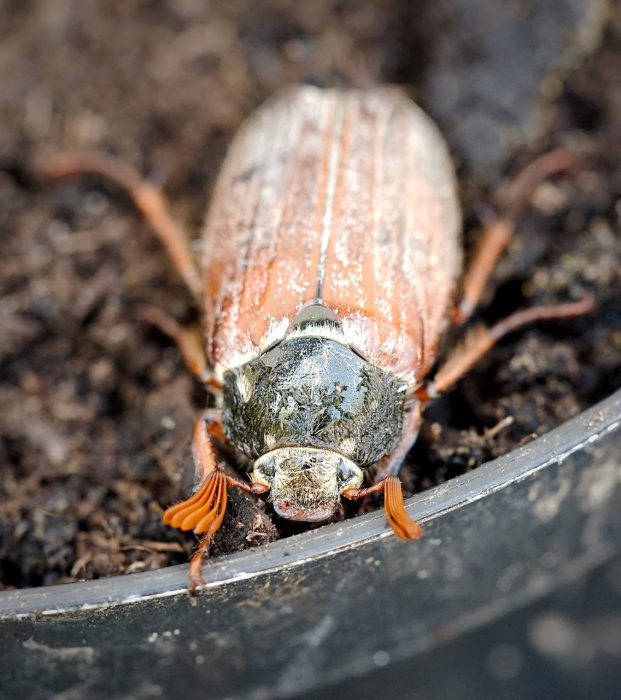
162, 415, 268, 592
180, 469, 269, 595
372, 402, 422, 482
188, 536, 212, 594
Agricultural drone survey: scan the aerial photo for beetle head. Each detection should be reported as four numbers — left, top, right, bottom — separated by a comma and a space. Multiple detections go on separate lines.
252, 447, 363, 522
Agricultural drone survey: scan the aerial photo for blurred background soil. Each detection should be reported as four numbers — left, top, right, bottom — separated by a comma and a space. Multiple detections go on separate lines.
0, 0, 619, 588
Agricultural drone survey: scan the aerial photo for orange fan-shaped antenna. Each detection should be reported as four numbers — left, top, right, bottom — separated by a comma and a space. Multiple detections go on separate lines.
162, 471, 227, 537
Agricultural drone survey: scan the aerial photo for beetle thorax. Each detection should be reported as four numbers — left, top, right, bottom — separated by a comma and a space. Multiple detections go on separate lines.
221, 312, 407, 467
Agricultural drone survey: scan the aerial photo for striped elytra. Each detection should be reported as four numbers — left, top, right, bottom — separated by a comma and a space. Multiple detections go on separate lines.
202, 86, 461, 388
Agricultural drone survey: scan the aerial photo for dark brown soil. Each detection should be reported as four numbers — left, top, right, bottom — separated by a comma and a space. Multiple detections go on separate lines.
0, 1, 619, 589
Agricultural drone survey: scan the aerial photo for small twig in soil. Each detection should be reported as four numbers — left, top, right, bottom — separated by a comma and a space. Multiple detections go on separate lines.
119, 541, 185, 554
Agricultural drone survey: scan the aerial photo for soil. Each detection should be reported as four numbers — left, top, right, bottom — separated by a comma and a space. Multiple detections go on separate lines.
0, 1, 619, 589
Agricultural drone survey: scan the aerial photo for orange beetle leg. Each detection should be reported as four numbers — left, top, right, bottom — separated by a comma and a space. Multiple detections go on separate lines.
419, 295, 595, 402
134, 305, 215, 386
372, 402, 422, 481
190, 414, 220, 483
454, 217, 513, 326
36, 150, 203, 304
162, 470, 226, 594
497, 148, 576, 217
454, 149, 577, 327
188, 537, 211, 594
163, 414, 269, 593
342, 475, 422, 541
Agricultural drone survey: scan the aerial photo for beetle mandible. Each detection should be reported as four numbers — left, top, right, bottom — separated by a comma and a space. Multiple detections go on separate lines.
40, 86, 592, 591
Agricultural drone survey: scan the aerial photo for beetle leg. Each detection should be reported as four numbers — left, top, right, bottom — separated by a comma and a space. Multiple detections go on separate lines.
342, 476, 422, 541
188, 536, 211, 593
162, 468, 226, 593
162, 416, 221, 532
201, 409, 227, 444
163, 415, 268, 592
372, 402, 422, 481
36, 150, 203, 304
496, 149, 576, 218
134, 304, 220, 388
454, 217, 514, 325
454, 149, 576, 326
418, 295, 595, 401
190, 412, 232, 483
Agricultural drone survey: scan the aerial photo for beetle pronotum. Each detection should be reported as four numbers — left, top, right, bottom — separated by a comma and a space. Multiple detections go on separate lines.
40, 86, 593, 591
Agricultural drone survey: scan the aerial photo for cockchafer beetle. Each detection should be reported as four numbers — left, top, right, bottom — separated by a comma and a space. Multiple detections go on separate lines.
39, 86, 593, 591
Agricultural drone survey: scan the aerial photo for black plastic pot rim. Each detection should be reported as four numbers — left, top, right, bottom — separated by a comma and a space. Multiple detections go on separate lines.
1, 388, 620, 619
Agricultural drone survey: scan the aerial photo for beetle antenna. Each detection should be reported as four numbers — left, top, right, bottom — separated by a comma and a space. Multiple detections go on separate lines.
342, 476, 422, 540
162, 471, 227, 594
383, 476, 423, 540
162, 470, 227, 534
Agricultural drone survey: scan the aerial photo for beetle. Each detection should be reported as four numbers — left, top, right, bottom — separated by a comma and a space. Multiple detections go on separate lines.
39, 85, 593, 591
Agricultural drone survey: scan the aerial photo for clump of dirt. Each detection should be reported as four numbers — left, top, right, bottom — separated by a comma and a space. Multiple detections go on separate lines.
0, 1, 619, 589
